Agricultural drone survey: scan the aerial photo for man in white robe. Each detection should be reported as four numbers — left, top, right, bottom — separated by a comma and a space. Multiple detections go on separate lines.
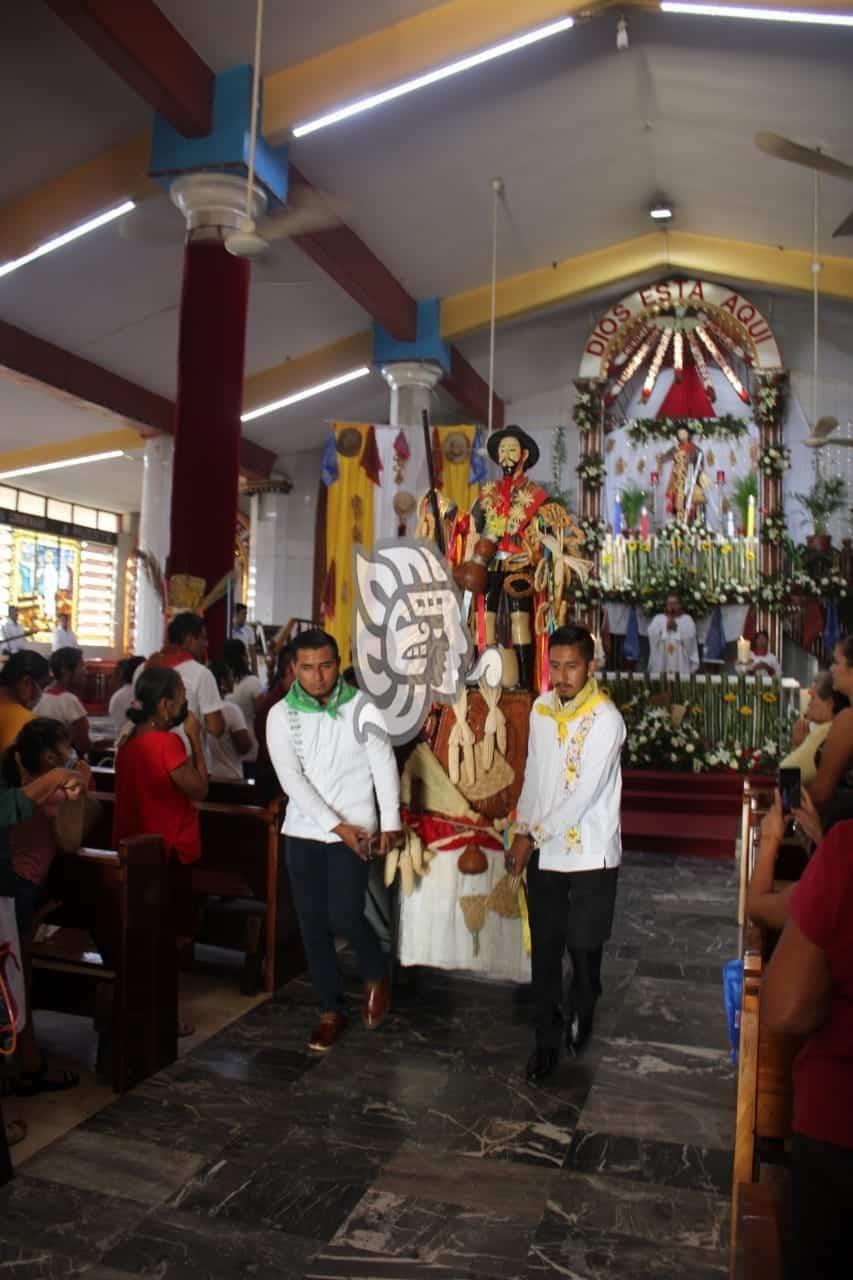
506, 624, 626, 1084
647, 593, 700, 677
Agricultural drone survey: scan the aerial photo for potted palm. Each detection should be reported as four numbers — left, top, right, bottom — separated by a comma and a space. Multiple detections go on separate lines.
732, 472, 758, 536
794, 475, 847, 552
620, 484, 649, 535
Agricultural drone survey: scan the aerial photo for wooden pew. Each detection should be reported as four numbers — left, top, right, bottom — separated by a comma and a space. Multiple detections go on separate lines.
735, 1183, 784, 1280
90, 765, 260, 807
88, 792, 290, 994
32, 836, 176, 1093
729, 924, 800, 1276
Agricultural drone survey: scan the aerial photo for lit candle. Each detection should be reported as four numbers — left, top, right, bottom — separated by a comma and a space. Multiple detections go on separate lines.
737, 635, 751, 666
726, 509, 735, 540
614, 493, 622, 536
639, 506, 650, 540
746, 493, 755, 539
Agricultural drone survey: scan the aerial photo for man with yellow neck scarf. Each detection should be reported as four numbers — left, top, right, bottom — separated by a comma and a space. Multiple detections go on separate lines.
506, 624, 626, 1085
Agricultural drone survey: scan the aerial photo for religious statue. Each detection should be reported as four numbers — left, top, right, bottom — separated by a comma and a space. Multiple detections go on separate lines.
455, 427, 550, 689
658, 426, 710, 522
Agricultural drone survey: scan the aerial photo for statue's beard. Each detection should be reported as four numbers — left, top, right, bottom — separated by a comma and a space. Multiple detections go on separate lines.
501, 461, 521, 477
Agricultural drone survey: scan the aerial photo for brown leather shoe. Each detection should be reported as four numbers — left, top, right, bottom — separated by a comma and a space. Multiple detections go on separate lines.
363, 976, 391, 1030
307, 1012, 348, 1052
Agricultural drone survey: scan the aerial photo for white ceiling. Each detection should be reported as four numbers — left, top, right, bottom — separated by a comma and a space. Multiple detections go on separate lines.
16, 451, 143, 516
1, 3, 852, 486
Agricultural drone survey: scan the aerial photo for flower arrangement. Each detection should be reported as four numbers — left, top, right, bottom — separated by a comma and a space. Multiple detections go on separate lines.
705, 738, 780, 774
549, 424, 573, 508
753, 372, 788, 431
572, 381, 603, 435
622, 703, 706, 771
627, 415, 749, 446
579, 516, 606, 552
761, 510, 787, 544
576, 452, 607, 488
758, 444, 791, 476
789, 568, 850, 601
657, 516, 717, 548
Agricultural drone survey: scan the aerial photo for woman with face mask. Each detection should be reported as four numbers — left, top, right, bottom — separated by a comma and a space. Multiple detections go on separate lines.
114, 666, 207, 1035
0, 651, 51, 754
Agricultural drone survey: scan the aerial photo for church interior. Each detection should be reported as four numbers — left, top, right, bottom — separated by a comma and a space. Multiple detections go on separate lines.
0, 3, 852, 1277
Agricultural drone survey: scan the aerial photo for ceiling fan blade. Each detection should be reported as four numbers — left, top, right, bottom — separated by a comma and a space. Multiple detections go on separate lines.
755, 132, 853, 183
832, 207, 853, 237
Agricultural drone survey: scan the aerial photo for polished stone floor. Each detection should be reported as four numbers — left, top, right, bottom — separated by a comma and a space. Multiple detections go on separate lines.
1, 852, 738, 1279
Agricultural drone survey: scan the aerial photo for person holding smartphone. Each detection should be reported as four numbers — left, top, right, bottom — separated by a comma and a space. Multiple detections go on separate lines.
747, 774, 823, 931
266, 629, 402, 1054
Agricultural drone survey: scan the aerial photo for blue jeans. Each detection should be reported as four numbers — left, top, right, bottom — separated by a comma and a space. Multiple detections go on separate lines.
285, 837, 387, 1014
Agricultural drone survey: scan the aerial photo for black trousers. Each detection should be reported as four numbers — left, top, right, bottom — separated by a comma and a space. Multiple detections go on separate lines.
286, 836, 387, 1014
789, 1133, 853, 1279
526, 851, 619, 1048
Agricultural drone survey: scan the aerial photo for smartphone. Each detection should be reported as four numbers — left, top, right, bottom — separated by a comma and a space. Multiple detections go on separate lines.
779, 766, 801, 816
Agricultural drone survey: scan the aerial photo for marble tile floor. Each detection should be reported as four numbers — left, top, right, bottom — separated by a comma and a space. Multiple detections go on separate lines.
1, 852, 738, 1279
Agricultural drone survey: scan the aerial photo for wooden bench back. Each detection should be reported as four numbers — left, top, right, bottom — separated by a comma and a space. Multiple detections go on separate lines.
35, 834, 176, 1092
729, 925, 799, 1276
91, 766, 260, 807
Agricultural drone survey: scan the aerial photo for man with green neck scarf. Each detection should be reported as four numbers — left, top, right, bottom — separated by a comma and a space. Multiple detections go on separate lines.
266, 629, 402, 1053
506, 624, 626, 1085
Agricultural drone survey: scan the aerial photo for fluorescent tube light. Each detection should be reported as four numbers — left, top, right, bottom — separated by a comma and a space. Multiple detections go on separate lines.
241, 366, 372, 422
661, 3, 853, 25
650, 205, 674, 220
0, 451, 124, 480
292, 17, 575, 137
0, 202, 136, 280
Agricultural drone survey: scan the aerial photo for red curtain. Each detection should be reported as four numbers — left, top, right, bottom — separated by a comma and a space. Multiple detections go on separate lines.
169, 241, 250, 656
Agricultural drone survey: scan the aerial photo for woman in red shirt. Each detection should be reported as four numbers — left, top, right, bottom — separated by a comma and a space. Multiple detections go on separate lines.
764, 819, 853, 1277
114, 666, 207, 1033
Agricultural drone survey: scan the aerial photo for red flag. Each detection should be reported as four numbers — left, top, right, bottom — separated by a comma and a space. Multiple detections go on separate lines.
359, 425, 383, 486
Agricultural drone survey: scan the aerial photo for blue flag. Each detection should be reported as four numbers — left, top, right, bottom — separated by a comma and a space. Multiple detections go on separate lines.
704, 604, 726, 661
469, 427, 488, 487
321, 431, 339, 487
823, 597, 840, 657
624, 605, 641, 663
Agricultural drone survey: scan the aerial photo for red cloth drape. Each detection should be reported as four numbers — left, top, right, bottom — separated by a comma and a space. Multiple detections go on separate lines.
169, 240, 250, 657
658, 362, 715, 418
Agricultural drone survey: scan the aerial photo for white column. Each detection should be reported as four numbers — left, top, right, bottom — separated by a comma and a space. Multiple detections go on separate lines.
136, 435, 173, 656
249, 487, 291, 624
381, 360, 444, 427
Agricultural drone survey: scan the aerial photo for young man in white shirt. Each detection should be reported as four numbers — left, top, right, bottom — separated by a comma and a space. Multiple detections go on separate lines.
506, 624, 626, 1085
135, 612, 224, 747
267, 629, 402, 1054
1, 606, 26, 654
647, 593, 700, 677
52, 612, 78, 652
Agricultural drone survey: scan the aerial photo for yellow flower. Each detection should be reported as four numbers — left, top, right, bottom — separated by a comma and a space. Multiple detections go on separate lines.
723, 692, 737, 704
762, 692, 777, 704
746, 550, 756, 561
720, 544, 732, 556
602, 553, 613, 566
691, 704, 703, 715
627, 540, 638, 551
566, 826, 581, 848
699, 541, 711, 551
565, 762, 578, 785
739, 706, 753, 717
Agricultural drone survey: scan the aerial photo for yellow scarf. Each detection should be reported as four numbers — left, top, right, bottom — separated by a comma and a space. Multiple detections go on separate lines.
535, 678, 608, 742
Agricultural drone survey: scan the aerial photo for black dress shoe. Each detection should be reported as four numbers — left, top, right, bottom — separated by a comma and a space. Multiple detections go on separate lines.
526, 1045, 559, 1085
566, 1009, 594, 1055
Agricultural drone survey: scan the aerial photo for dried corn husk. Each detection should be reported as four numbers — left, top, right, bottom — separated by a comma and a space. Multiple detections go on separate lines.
486, 873, 521, 919
459, 894, 488, 957
400, 744, 479, 822
383, 847, 400, 887
447, 688, 476, 788
399, 850, 415, 896
479, 677, 506, 774
408, 832, 425, 876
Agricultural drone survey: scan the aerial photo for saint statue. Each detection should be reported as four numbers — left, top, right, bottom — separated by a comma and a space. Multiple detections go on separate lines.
658, 427, 710, 522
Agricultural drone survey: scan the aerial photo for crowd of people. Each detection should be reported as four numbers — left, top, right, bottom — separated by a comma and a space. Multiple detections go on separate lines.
2, 602, 852, 1274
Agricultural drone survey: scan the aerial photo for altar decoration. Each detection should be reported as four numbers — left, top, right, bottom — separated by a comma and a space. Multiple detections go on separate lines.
627, 416, 749, 446
608, 673, 798, 773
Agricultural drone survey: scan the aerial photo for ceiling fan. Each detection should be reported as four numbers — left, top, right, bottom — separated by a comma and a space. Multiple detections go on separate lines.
755, 133, 853, 238
120, 0, 342, 279
805, 416, 853, 450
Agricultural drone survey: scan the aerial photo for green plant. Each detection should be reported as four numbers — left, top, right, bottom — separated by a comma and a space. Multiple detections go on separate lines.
793, 475, 848, 537
619, 484, 649, 530
731, 472, 758, 534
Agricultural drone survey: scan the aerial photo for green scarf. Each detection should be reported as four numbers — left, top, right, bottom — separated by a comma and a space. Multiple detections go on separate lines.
285, 676, 358, 719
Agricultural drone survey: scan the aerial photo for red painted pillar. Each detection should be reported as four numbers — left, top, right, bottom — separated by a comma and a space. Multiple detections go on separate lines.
169, 238, 250, 656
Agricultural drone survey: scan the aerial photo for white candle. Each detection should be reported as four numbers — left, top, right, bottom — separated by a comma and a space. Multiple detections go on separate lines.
737, 635, 751, 665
